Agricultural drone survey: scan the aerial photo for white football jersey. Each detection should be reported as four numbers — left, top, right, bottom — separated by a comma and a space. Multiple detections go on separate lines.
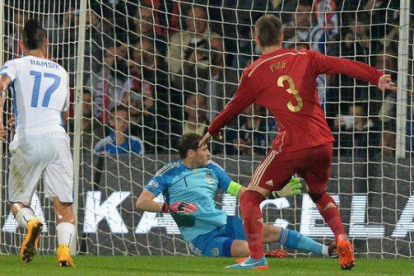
0, 55, 69, 142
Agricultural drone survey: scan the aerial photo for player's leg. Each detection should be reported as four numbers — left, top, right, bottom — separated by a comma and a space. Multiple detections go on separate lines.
43, 137, 76, 267
190, 223, 241, 257
226, 218, 335, 260
261, 224, 331, 257
8, 143, 45, 264
226, 150, 294, 270
225, 217, 287, 260
302, 143, 355, 269
53, 199, 76, 267
224, 217, 288, 258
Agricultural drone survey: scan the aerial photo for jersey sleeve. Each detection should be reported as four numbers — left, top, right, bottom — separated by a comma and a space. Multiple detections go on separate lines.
63, 75, 70, 111
208, 71, 257, 134
0, 60, 17, 82
144, 175, 168, 197
310, 50, 383, 85
209, 163, 232, 191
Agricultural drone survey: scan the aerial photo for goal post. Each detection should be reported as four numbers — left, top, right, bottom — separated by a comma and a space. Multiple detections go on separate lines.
0, 0, 4, 253
396, 0, 411, 158
70, 0, 88, 255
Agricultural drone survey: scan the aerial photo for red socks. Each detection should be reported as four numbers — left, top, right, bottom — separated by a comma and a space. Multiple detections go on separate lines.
240, 190, 266, 259
313, 192, 345, 239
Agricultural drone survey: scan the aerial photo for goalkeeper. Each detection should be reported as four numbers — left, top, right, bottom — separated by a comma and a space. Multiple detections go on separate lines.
136, 133, 334, 258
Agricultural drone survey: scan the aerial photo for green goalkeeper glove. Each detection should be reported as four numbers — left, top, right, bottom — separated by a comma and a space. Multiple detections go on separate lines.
269, 177, 302, 199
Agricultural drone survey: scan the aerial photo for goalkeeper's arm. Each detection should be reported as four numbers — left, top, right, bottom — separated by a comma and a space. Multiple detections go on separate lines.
136, 189, 196, 214
228, 177, 302, 198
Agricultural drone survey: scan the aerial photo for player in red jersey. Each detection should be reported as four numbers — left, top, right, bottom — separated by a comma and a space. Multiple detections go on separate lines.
200, 14, 396, 270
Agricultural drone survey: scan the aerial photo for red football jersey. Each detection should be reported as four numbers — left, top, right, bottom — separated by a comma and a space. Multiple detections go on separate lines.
209, 48, 383, 153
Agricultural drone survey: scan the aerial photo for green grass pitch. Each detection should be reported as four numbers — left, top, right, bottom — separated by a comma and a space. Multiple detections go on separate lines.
0, 255, 413, 276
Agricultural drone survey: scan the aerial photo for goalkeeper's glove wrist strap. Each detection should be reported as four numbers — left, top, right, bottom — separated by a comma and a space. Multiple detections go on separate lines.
160, 202, 169, 213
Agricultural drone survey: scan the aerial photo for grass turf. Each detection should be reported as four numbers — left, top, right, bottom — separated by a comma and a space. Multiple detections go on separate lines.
0, 255, 412, 276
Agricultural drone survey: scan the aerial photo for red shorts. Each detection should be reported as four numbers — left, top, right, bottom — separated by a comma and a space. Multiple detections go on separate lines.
250, 143, 333, 195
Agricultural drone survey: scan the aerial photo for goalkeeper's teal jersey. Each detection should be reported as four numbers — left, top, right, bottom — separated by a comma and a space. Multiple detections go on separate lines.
145, 160, 232, 241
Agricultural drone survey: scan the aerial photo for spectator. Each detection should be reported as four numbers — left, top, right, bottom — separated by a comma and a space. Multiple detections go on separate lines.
377, 16, 401, 54
126, 37, 172, 152
283, 2, 314, 48
130, 3, 167, 56
41, 13, 62, 59
124, 38, 155, 102
182, 94, 209, 136
342, 13, 371, 61
335, 12, 373, 108
87, 42, 129, 122
126, 86, 160, 153
167, 6, 221, 79
220, 0, 270, 41
312, 0, 339, 54
363, 0, 400, 39
281, 1, 336, 55
175, 36, 238, 121
83, 4, 116, 85
59, 8, 79, 85
94, 106, 144, 155
5, 10, 26, 60
230, 28, 260, 71
333, 105, 374, 158
69, 90, 105, 152
227, 104, 269, 156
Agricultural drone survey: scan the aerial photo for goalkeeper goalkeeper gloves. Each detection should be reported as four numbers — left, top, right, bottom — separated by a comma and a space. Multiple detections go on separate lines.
269, 177, 302, 199
161, 201, 197, 214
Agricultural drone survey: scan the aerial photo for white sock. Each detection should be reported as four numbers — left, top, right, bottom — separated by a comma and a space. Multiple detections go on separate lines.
321, 245, 329, 257
56, 222, 75, 247
15, 208, 35, 229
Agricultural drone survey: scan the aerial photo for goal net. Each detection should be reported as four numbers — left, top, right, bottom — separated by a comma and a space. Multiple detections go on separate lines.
0, 0, 413, 258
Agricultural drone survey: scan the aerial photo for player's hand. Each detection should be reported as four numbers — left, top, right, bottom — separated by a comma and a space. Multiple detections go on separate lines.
378, 74, 397, 92
270, 177, 302, 198
161, 201, 197, 214
199, 132, 222, 147
7, 116, 15, 130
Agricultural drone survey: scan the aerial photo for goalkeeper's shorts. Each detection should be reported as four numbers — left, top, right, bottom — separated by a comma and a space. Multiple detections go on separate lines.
190, 216, 246, 257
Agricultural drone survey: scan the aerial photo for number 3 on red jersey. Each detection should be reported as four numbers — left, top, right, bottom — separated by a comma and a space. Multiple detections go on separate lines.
277, 75, 303, 112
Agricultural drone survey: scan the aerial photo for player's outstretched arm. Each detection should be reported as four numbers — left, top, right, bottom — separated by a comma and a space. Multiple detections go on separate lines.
136, 189, 196, 214
269, 177, 302, 199
312, 51, 386, 87
199, 132, 222, 147
136, 190, 165, 212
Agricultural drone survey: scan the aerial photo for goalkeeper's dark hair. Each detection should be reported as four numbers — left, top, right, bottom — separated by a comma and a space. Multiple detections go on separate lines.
255, 14, 282, 48
22, 19, 47, 50
177, 133, 203, 159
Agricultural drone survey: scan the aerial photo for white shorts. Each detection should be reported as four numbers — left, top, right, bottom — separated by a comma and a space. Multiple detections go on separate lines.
8, 134, 74, 205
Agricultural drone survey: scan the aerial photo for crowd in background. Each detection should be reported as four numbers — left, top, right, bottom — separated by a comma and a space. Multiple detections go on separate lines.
3, 0, 413, 159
